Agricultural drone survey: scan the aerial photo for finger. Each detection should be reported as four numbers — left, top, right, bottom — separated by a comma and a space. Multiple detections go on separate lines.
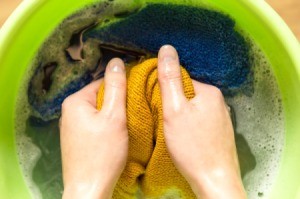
192, 80, 224, 97
101, 58, 127, 116
73, 79, 103, 107
158, 45, 186, 113
192, 80, 208, 96
191, 80, 226, 108
61, 79, 103, 117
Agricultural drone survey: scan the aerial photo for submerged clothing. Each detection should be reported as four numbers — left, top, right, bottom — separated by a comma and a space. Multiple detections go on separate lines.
97, 58, 196, 198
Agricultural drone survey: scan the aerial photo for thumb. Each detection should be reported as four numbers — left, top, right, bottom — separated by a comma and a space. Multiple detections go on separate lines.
101, 58, 127, 117
158, 45, 186, 114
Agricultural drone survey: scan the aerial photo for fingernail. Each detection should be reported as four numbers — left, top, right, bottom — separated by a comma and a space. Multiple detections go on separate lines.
110, 64, 123, 73
109, 59, 124, 73
160, 45, 177, 63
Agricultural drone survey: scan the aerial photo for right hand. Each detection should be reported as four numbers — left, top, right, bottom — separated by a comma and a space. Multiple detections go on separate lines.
157, 45, 247, 199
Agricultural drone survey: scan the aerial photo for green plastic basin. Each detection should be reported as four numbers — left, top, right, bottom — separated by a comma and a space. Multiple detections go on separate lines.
0, 0, 300, 198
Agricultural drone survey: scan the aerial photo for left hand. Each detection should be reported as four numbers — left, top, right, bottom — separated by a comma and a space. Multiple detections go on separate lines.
60, 58, 128, 199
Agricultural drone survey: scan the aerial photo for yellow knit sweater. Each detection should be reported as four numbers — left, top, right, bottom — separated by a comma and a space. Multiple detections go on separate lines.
97, 58, 196, 198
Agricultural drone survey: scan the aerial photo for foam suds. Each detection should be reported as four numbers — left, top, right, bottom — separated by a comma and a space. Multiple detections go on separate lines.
14, 3, 113, 198
227, 43, 285, 199
15, 1, 284, 199
15, 62, 42, 199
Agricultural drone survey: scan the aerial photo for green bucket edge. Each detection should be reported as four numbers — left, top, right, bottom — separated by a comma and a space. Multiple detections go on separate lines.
0, 0, 300, 198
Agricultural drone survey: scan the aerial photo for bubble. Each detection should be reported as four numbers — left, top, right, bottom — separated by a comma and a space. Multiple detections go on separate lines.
258, 192, 264, 197
14, 1, 285, 199
227, 39, 284, 199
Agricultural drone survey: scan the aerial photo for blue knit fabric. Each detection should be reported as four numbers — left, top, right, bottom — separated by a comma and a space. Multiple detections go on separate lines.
28, 72, 94, 120
84, 3, 252, 95
29, 3, 252, 120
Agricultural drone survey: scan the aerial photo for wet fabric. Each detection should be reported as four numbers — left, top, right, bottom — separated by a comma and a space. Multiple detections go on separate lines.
97, 58, 196, 198
87, 3, 252, 96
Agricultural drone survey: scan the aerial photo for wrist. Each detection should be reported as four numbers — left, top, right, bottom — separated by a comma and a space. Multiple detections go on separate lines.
63, 181, 114, 199
190, 168, 246, 199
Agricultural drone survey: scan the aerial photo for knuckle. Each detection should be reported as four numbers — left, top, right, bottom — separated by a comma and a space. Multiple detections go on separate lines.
209, 86, 224, 100
106, 80, 126, 90
160, 70, 182, 83
208, 86, 225, 106
61, 95, 76, 110
163, 105, 185, 122
163, 113, 173, 125
163, 112, 173, 123
102, 110, 126, 124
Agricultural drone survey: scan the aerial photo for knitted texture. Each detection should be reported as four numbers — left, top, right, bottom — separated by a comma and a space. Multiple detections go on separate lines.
29, 3, 252, 121
97, 58, 196, 198
86, 3, 252, 96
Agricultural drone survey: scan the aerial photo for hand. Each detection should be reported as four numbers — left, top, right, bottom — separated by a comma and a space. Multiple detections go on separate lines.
157, 45, 247, 199
60, 58, 128, 199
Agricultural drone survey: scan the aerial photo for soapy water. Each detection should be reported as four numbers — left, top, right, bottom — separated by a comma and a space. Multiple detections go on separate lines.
15, 1, 284, 199
28, 2, 252, 121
